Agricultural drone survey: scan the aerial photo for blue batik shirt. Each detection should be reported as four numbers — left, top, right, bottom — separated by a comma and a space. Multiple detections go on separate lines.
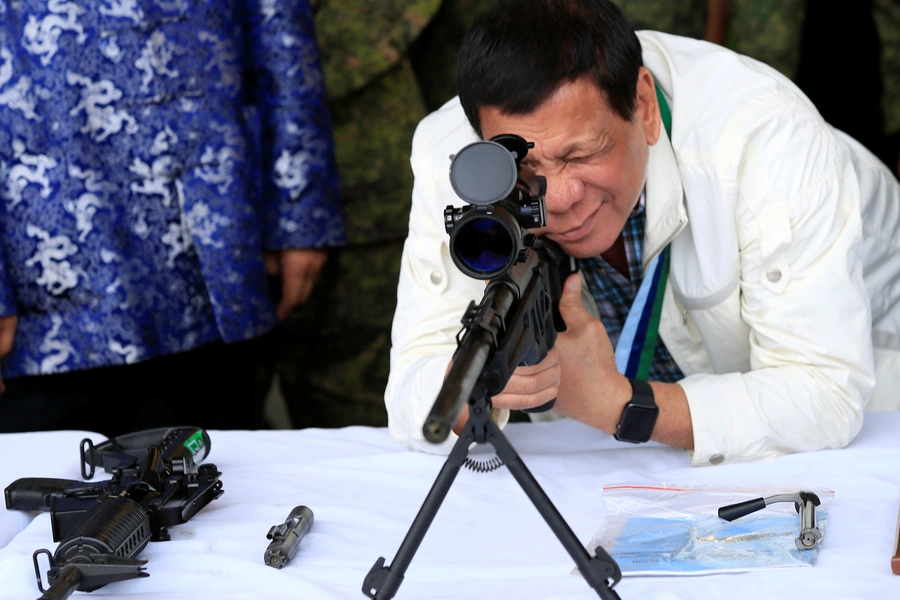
577, 198, 684, 383
0, 0, 344, 378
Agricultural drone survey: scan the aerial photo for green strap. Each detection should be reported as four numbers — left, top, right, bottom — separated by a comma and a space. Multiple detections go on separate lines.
655, 82, 672, 139
634, 82, 672, 381
635, 247, 670, 381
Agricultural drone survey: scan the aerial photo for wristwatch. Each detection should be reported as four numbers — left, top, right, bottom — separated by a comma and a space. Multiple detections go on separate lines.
614, 379, 659, 443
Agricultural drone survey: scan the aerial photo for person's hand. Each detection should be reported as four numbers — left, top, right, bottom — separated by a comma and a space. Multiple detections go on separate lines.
264, 248, 328, 320
458, 273, 691, 445
491, 271, 632, 428
450, 336, 563, 434
451, 272, 629, 435
490, 346, 562, 411
546, 273, 632, 434
0, 315, 18, 396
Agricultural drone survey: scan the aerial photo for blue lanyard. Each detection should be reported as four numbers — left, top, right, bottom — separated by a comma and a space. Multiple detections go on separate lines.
613, 83, 672, 380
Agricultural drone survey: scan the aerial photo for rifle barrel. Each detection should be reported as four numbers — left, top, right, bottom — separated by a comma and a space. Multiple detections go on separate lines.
424, 284, 518, 443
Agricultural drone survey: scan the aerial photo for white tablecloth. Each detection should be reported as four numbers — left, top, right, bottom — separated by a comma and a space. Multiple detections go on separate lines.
1, 414, 899, 600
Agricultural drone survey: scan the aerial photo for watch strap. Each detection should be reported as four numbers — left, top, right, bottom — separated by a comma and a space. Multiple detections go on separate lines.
614, 378, 658, 444
627, 378, 655, 408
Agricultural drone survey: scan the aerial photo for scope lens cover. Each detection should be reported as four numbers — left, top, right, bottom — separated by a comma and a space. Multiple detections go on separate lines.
449, 140, 518, 206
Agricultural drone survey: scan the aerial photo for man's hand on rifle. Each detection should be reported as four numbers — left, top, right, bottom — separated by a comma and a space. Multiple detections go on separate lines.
491, 348, 562, 411
492, 272, 631, 432
452, 272, 627, 435
550, 273, 632, 434
0, 315, 17, 396
548, 273, 695, 450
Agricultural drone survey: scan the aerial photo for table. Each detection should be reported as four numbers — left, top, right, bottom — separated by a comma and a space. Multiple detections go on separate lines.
1, 414, 899, 599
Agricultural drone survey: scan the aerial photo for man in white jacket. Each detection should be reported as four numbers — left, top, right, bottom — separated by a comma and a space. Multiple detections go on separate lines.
385, 0, 900, 466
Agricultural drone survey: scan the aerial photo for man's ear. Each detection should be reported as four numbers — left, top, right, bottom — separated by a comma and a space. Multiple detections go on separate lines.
635, 67, 661, 146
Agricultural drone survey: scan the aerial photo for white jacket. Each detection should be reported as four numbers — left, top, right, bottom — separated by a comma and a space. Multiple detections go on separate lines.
385, 31, 900, 466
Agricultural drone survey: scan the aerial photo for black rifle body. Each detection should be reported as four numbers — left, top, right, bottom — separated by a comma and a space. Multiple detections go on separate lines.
424, 238, 571, 443
5, 427, 224, 599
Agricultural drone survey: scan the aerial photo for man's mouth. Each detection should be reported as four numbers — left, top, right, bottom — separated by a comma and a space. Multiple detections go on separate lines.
553, 207, 599, 243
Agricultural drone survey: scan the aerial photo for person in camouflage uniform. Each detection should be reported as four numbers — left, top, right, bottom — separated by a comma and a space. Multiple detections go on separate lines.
269, 0, 443, 429
873, 0, 900, 175
727, 0, 805, 79
717, 0, 899, 177
270, 0, 731, 430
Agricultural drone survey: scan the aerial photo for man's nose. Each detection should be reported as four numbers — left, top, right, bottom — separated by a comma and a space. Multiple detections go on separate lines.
543, 175, 584, 214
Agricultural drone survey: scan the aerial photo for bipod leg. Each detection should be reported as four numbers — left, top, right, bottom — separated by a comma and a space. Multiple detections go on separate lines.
483, 418, 623, 599
362, 420, 476, 599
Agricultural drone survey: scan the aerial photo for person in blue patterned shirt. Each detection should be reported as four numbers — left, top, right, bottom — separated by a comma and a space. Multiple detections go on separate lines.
0, 0, 344, 435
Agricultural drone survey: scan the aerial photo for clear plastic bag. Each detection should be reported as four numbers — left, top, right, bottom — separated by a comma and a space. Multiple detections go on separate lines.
586, 485, 833, 576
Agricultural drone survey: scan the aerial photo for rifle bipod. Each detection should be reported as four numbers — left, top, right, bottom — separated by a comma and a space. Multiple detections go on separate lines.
362, 392, 622, 599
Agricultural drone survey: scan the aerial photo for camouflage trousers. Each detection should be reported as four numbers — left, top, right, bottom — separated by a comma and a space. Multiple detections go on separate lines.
266, 240, 404, 430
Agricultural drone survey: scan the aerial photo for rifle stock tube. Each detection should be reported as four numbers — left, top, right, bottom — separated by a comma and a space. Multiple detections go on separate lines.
423, 284, 517, 443
5, 479, 89, 512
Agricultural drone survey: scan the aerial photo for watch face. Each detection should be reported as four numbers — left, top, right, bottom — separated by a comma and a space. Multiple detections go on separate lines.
615, 404, 659, 443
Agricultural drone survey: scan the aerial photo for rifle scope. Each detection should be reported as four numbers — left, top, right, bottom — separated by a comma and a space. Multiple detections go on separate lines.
445, 134, 547, 279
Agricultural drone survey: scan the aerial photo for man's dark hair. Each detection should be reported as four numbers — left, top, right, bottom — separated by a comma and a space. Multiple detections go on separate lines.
457, 0, 643, 136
